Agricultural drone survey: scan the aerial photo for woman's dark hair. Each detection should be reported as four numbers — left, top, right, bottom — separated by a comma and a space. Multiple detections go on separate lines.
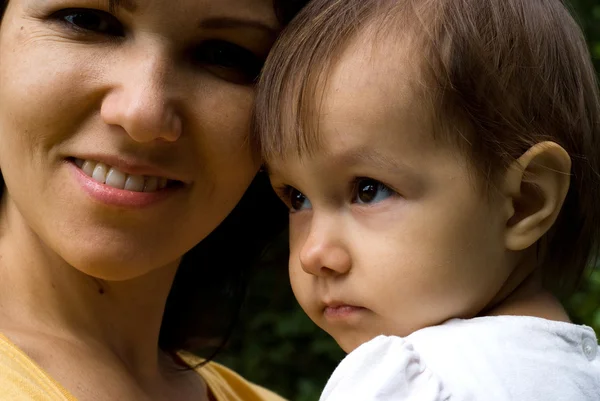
0, 0, 309, 359
160, 172, 288, 359
160, 0, 310, 360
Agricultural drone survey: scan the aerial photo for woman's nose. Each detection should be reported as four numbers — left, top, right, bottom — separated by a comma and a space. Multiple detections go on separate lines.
100, 50, 182, 143
298, 217, 352, 277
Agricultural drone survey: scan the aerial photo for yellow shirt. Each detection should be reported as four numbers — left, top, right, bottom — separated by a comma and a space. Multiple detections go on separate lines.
0, 333, 286, 401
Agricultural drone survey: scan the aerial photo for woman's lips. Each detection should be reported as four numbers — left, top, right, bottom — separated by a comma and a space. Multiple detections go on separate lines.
74, 157, 171, 192
69, 160, 182, 208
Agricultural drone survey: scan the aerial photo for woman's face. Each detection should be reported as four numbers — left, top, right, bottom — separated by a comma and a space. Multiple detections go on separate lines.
0, 0, 277, 279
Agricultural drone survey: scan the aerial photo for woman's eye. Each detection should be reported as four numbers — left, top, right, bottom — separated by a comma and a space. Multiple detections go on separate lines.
354, 178, 394, 204
53, 9, 124, 36
289, 188, 312, 212
191, 40, 264, 84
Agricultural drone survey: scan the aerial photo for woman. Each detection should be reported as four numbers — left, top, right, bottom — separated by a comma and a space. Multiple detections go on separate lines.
0, 0, 307, 400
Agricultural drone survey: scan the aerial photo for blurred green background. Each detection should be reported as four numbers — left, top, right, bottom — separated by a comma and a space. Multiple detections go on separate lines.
217, 2, 600, 400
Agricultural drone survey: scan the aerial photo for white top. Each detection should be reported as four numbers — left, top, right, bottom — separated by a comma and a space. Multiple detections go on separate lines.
320, 316, 600, 401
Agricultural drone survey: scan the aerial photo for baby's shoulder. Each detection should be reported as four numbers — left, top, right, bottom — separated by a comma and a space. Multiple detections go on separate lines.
412, 317, 598, 397
408, 315, 597, 364
320, 317, 600, 401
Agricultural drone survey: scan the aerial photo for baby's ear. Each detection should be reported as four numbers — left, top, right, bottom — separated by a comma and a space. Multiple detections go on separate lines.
502, 141, 571, 251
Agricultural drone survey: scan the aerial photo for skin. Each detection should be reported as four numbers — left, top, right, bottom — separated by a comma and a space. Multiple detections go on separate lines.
268, 32, 572, 353
0, 0, 279, 400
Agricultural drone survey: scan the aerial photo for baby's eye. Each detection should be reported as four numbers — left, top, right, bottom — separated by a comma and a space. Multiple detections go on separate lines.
288, 187, 312, 212
52, 9, 125, 36
191, 40, 264, 84
353, 178, 394, 204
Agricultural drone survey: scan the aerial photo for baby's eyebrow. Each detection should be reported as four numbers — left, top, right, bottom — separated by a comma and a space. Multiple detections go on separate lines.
332, 148, 412, 174
263, 147, 416, 180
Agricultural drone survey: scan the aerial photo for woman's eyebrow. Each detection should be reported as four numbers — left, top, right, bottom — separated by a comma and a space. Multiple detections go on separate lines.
107, 0, 137, 13
103, 2, 277, 36
199, 17, 278, 37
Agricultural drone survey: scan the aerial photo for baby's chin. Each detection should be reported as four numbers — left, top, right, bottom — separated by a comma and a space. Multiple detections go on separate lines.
329, 329, 383, 354
329, 323, 429, 353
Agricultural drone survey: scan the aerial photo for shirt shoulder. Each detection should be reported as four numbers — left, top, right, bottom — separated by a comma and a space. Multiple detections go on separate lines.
0, 333, 76, 401
320, 335, 451, 401
0, 334, 287, 401
320, 317, 600, 401
180, 352, 288, 401
408, 316, 600, 399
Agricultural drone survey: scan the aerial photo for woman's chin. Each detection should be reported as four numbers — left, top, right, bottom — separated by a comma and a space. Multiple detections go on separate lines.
58, 242, 183, 282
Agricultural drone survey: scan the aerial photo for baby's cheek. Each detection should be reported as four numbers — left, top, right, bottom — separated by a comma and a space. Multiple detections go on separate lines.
288, 263, 315, 313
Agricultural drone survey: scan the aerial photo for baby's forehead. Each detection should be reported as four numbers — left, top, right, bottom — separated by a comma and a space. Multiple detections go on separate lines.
329, 26, 423, 86
263, 53, 441, 179
264, 107, 440, 181
321, 34, 428, 126
256, 4, 440, 166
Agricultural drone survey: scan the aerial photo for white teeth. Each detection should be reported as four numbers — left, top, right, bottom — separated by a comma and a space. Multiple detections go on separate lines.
74, 158, 171, 193
92, 163, 109, 184
81, 160, 96, 177
124, 174, 145, 192
144, 177, 158, 192
105, 168, 127, 190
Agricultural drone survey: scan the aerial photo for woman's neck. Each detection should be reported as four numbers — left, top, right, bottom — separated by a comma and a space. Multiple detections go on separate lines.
0, 196, 179, 381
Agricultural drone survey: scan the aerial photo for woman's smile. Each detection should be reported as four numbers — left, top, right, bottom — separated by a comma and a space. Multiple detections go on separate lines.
69, 157, 185, 208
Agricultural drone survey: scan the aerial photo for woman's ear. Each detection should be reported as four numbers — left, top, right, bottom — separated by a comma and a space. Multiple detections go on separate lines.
503, 141, 571, 251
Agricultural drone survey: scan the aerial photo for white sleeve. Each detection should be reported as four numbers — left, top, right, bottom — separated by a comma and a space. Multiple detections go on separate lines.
319, 335, 450, 401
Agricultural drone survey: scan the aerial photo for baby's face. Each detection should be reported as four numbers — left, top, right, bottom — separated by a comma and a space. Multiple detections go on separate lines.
267, 35, 514, 353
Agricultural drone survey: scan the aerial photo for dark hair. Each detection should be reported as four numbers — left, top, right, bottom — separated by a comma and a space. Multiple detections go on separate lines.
160, 172, 288, 359
159, 0, 310, 359
255, 0, 600, 296
0, 0, 308, 358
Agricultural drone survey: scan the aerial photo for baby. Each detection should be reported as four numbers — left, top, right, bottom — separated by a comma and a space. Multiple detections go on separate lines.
255, 0, 600, 399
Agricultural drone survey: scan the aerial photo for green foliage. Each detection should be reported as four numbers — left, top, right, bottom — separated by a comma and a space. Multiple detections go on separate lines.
570, 0, 600, 71
567, 267, 600, 334
556, 0, 600, 338
218, 2, 600, 400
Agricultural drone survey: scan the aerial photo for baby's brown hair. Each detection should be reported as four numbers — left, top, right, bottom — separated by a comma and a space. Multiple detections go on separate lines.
254, 0, 600, 295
